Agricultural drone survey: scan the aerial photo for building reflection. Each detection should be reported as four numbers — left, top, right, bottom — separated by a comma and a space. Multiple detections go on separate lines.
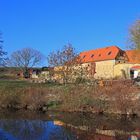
54, 120, 140, 140
0, 111, 139, 140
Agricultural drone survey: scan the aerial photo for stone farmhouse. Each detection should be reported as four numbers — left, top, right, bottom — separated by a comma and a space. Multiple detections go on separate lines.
20, 45, 140, 82
79, 46, 140, 79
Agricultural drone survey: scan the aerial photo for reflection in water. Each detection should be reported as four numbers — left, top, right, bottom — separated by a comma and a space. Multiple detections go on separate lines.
0, 111, 140, 140
0, 120, 77, 140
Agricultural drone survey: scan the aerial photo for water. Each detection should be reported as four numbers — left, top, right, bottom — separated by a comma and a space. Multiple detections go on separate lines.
0, 111, 140, 140
0, 120, 77, 140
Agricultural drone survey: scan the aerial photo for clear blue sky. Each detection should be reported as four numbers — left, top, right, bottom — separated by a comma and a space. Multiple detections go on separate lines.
0, 0, 140, 59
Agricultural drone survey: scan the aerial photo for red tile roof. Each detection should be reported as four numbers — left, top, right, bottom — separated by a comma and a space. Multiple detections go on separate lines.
125, 50, 140, 63
79, 46, 120, 63
131, 65, 140, 70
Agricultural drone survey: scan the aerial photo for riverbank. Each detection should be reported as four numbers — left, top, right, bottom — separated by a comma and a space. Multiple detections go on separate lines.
0, 80, 139, 118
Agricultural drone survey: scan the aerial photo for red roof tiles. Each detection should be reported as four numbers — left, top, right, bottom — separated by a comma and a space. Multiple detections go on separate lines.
131, 65, 140, 70
79, 46, 120, 63
125, 50, 140, 63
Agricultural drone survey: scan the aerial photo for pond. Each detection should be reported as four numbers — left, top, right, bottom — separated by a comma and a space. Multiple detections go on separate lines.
0, 110, 140, 140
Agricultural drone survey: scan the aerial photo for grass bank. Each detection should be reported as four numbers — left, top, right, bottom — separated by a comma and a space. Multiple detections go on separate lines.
0, 80, 139, 118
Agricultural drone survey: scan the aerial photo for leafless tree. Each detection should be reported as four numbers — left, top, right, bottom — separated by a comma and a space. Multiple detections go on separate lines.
129, 19, 140, 50
0, 32, 7, 66
127, 19, 140, 63
10, 48, 43, 77
47, 44, 81, 84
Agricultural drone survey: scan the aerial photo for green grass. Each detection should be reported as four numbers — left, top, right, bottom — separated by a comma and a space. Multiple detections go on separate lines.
0, 79, 66, 91
0, 80, 35, 88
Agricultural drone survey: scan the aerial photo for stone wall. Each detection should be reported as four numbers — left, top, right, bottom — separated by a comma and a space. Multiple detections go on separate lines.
114, 63, 140, 79
94, 60, 115, 79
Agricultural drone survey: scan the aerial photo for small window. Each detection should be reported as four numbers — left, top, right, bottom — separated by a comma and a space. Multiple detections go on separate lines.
99, 54, 101, 56
83, 55, 86, 58
91, 54, 94, 58
108, 51, 112, 55
120, 51, 124, 56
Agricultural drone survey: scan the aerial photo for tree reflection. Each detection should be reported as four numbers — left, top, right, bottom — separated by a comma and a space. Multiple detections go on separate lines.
0, 112, 139, 140
0, 120, 46, 140
49, 126, 77, 140
0, 119, 77, 140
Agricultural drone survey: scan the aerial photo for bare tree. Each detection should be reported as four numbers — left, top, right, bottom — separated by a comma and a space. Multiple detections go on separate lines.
127, 19, 140, 65
0, 32, 7, 66
47, 44, 81, 84
10, 48, 43, 77
129, 19, 140, 50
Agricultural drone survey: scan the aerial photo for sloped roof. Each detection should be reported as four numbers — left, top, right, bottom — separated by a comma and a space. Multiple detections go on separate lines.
125, 50, 140, 63
131, 65, 140, 70
79, 46, 120, 63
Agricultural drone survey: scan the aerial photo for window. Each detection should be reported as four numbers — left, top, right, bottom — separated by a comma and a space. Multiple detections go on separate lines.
99, 54, 101, 56
120, 51, 124, 56
91, 54, 94, 58
83, 55, 86, 58
108, 51, 112, 55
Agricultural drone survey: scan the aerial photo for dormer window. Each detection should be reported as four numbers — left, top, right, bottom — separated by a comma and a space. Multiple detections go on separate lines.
91, 54, 94, 58
83, 55, 86, 58
108, 51, 112, 55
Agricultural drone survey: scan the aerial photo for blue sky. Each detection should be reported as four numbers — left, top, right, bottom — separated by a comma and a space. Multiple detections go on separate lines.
0, 0, 140, 59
